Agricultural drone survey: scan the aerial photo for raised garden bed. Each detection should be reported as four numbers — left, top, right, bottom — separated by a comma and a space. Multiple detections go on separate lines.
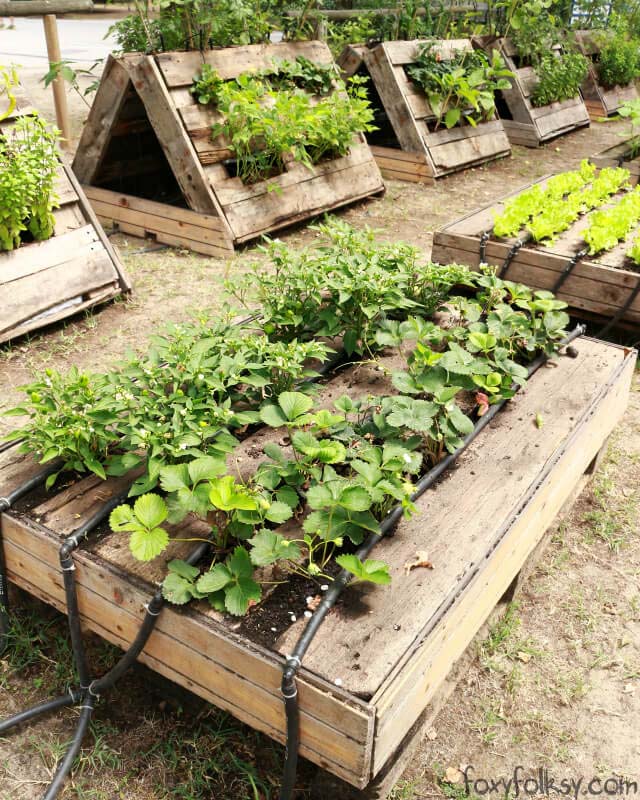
338, 40, 511, 184
576, 30, 639, 118
72, 42, 384, 254
472, 35, 590, 147
432, 165, 640, 327
0, 336, 633, 792
0, 93, 129, 344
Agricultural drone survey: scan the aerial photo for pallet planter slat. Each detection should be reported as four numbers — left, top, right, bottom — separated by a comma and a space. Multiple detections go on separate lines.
0, 336, 634, 792
472, 36, 590, 147
431, 169, 640, 327
576, 30, 639, 118
0, 94, 129, 344
592, 139, 640, 178
338, 40, 511, 184
72, 43, 384, 254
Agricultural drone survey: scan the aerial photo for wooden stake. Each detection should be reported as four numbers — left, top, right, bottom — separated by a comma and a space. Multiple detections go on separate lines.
42, 14, 72, 149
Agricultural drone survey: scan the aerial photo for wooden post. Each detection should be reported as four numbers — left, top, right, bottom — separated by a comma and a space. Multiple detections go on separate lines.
42, 14, 72, 149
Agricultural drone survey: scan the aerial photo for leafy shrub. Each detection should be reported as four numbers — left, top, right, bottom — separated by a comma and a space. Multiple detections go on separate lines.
406, 43, 513, 129
200, 70, 374, 184
597, 35, 640, 88
0, 75, 60, 252
530, 51, 589, 107
109, 0, 273, 53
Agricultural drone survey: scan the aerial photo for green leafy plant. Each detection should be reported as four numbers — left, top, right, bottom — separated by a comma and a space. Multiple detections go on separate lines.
0, 64, 19, 121
205, 72, 375, 184
597, 33, 640, 89
583, 185, 640, 254
406, 43, 513, 129
110, 494, 170, 561
0, 111, 60, 251
335, 554, 391, 585
259, 56, 337, 96
227, 218, 474, 352
530, 51, 589, 107
4, 368, 121, 487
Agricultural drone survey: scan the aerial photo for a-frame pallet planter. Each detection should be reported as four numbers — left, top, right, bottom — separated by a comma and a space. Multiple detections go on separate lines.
472, 36, 590, 147
1, 92, 129, 345
576, 30, 639, 118
72, 42, 385, 254
338, 39, 511, 184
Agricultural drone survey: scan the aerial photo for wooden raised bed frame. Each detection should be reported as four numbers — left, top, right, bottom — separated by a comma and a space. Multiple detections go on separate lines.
0, 93, 129, 344
576, 30, 639, 118
431, 169, 640, 327
592, 138, 640, 178
472, 36, 590, 147
338, 40, 511, 184
72, 42, 384, 255
0, 336, 634, 794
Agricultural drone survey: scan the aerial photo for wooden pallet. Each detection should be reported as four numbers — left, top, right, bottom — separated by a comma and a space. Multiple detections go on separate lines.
72, 43, 384, 252
338, 40, 511, 183
592, 139, 640, 177
431, 170, 640, 326
472, 36, 590, 147
576, 30, 639, 118
0, 336, 633, 793
0, 93, 129, 344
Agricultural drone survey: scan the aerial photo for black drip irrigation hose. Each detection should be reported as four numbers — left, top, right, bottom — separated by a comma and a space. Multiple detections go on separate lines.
596, 273, 640, 339
278, 324, 586, 800
0, 479, 211, 800
478, 230, 490, 264
551, 249, 588, 295
498, 237, 527, 279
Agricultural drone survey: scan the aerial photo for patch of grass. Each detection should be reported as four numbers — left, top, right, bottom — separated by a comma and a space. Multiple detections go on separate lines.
389, 778, 421, 799
470, 701, 505, 744
582, 461, 638, 553
478, 603, 543, 673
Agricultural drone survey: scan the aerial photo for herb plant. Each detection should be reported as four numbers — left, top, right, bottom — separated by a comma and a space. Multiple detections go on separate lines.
597, 33, 640, 89
197, 68, 374, 184
530, 51, 589, 108
0, 111, 60, 251
406, 43, 513, 129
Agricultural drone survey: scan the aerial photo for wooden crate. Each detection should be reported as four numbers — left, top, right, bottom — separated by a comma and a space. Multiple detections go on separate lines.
576, 30, 639, 118
472, 36, 590, 147
338, 40, 511, 183
0, 93, 129, 344
0, 337, 634, 792
72, 43, 384, 253
431, 170, 640, 326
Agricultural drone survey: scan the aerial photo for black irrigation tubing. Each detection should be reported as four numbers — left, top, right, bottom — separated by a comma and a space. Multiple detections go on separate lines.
479, 230, 490, 264
596, 273, 640, 339
551, 248, 588, 295
278, 323, 586, 800
0, 475, 212, 800
498, 236, 529, 279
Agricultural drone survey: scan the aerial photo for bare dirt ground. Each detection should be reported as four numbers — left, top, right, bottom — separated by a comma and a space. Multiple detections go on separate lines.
0, 71, 638, 800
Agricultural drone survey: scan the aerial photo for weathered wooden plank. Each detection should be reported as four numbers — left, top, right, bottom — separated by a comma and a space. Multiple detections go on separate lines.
1, 248, 122, 335
0, 225, 98, 286
223, 156, 384, 242
371, 344, 634, 773
424, 122, 511, 172
383, 38, 471, 65
72, 56, 132, 185
156, 41, 334, 88
370, 146, 434, 184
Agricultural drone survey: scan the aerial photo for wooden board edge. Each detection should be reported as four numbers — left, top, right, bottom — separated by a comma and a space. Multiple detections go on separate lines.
368, 345, 635, 776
